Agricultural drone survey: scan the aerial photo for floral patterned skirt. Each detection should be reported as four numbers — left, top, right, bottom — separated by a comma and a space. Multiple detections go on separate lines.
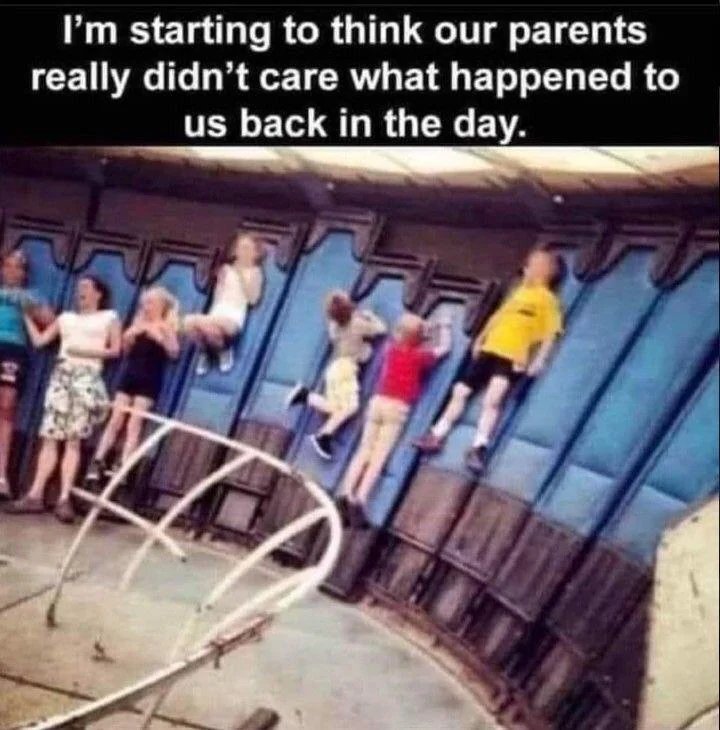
40, 360, 110, 441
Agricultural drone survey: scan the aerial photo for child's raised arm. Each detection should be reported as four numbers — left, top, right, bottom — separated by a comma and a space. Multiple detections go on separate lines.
240, 266, 264, 306
357, 309, 388, 338
23, 314, 59, 349
145, 321, 181, 360
429, 314, 453, 359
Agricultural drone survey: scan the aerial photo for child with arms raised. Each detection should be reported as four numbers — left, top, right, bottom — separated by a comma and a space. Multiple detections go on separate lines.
339, 311, 452, 527
286, 289, 387, 460
415, 248, 563, 474
0, 251, 54, 499
184, 232, 265, 375
85, 286, 180, 484
5, 276, 120, 523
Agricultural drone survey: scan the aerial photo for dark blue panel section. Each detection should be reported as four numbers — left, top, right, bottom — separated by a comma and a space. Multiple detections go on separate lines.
538, 257, 720, 535
15, 236, 71, 434
367, 299, 470, 527
604, 362, 719, 564
241, 231, 362, 428
487, 249, 660, 503
288, 275, 405, 491
427, 246, 585, 474
145, 260, 209, 416
176, 250, 292, 432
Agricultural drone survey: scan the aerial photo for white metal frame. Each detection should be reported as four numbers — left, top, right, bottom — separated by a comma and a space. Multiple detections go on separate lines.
21, 407, 342, 730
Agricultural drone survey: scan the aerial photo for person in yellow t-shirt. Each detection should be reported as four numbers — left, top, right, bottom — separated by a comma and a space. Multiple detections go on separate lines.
415, 248, 564, 474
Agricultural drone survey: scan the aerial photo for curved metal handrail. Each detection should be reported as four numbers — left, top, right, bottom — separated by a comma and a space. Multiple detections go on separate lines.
23, 406, 342, 729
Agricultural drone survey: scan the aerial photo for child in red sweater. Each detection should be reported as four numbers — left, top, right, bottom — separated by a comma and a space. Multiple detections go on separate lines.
338, 311, 452, 527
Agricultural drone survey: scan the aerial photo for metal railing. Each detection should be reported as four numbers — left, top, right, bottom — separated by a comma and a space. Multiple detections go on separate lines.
19, 407, 342, 729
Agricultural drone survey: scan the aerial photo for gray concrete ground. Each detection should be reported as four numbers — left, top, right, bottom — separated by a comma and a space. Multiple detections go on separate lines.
0, 513, 501, 730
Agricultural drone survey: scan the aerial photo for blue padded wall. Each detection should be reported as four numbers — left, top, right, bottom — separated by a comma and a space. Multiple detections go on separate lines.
15, 236, 72, 434
366, 299, 471, 527
143, 258, 209, 416
538, 257, 720, 535
602, 361, 719, 564
174, 248, 293, 433
486, 249, 661, 503
240, 231, 363, 428
426, 245, 586, 474
286, 275, 405, 492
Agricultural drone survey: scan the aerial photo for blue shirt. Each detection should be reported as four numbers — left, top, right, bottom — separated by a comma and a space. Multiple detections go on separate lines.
0, 287, 44, 347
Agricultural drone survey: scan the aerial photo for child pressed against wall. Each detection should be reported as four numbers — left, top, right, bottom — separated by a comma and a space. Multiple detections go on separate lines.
285, 289, 387, 460
0, 251, 55, 500
339, 311, 452, 528
4, 276, 121, 523
184, 232, 266, 375
415, 248, 564, 473
85, 286, 181, 485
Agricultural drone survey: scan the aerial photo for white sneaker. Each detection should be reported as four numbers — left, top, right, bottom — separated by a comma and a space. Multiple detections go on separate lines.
218, 348, 234, 373
196, 351, 211, 376
0, 477, 11, 500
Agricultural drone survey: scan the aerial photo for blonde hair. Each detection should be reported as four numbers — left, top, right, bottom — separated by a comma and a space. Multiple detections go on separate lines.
393, 312, 426, 345
137, 286, 181, 332
232, 232, 267, 266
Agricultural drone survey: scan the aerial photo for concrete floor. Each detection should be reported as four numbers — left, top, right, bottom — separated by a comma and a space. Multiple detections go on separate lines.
0, 512, 500, 730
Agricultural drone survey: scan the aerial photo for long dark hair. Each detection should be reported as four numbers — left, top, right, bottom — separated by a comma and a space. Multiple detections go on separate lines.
81, 275, 111, 309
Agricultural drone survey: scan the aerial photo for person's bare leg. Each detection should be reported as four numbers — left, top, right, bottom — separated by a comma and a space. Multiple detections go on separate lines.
318, 404, 358, 437
431, 382, 472, 440
25, 438, 59, 501
0, 386, 18, 496
473, 376, 511, 449
189, 317, 234, 352
94, 393, 130, 463
307, 392, 333, 415
353, 418, 404, 506
120, 396, 153, 464
58, 440, 81, 504
339, 407, 381, 500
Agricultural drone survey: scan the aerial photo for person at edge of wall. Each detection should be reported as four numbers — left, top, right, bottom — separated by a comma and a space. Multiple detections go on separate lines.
183, 232, 265, 376
0, 250, 55, 501
84, 286, 181, 488
284, 289, 388, 460
337, 311, 453, 529
4, 276, 121, 524
414, 248, 564, 475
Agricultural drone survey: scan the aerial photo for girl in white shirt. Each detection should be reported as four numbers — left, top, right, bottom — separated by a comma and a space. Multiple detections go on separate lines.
184, 233, 265, 375
4, 276, 121, 523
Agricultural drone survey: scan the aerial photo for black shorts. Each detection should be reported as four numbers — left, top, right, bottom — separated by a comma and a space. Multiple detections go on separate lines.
0, 343, 29, 392
458, 352, 522, 392
116, 369, 163, 402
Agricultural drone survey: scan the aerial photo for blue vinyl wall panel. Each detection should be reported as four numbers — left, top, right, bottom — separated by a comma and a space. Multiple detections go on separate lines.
241, 231, 363, 428
602, 361, 720, 563
538, 257, 719, 535
487, 249, 661, 503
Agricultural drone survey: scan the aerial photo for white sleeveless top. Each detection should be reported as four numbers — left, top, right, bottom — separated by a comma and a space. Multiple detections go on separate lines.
58, 309, 118, 370
209, 265, 251, 328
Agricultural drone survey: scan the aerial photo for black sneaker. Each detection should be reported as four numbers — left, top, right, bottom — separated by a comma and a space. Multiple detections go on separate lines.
349, 501, 370, 530
311, 433, 333, 460
465, 445, 489, 475
84, 459, 104, 487
335, 495, 351, 527
286, 383, 309, 409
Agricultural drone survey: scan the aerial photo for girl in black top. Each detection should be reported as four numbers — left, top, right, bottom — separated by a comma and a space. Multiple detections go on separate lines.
86, 286, 180, 484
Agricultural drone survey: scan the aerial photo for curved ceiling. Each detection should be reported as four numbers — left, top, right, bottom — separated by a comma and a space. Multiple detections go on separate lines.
89, 145, 718, 192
